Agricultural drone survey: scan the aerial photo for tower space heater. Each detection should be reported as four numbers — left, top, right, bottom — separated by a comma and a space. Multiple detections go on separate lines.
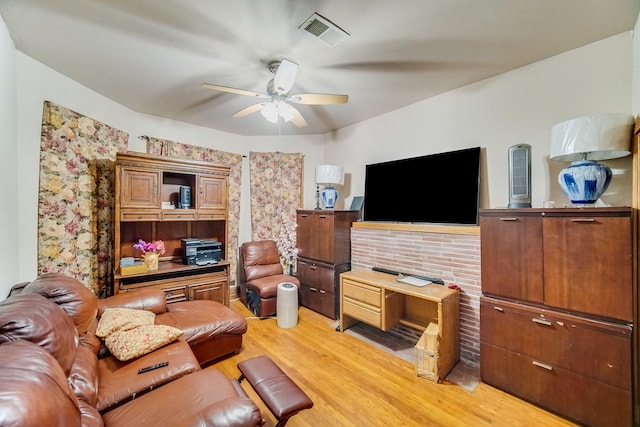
508, 144, 532, 208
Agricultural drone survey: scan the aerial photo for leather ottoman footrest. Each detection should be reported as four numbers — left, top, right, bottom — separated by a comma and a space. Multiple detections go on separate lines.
237, 355, 313, 427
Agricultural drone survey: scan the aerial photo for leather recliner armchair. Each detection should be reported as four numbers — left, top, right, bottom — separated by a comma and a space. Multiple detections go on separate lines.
238, 240, 300, 317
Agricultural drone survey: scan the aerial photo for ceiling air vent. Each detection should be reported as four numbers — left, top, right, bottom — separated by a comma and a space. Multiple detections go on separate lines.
298, 12, 350, 47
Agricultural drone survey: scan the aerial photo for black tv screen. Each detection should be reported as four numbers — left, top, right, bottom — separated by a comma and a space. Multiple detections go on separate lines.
363, 147, 481, 225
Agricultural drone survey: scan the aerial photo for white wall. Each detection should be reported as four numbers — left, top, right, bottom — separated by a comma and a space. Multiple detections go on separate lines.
0, 14, 18, 297
330, 32, 635, 211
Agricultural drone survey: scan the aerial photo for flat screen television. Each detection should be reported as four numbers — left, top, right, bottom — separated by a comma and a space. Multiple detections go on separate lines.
363, 147, 481, 225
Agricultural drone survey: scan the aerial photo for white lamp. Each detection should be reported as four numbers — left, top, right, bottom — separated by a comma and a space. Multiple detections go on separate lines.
315, 165, 344, 209
550, 113, 634, 205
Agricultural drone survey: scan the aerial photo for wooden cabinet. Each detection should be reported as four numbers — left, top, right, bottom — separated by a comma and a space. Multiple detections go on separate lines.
296, 210, 359, 319
340, 269, 460, 381
114, 152, 230, 305
120, 168, 160, 208
479, 207, 634, 426
197, 175, 227, 210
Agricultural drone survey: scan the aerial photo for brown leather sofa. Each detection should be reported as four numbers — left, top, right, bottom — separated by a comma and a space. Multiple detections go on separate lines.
238, 240, 300, 317
0, 273, 263, 427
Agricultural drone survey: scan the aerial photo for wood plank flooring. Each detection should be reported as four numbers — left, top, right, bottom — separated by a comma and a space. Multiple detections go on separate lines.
209, 300, 578, 427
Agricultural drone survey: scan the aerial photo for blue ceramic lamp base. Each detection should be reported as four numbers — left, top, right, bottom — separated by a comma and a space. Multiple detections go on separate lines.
320, 187, 338, 209
558, 160, 612, 204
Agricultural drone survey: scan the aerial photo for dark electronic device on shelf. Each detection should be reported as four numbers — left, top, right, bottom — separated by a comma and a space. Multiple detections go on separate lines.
178, 185, 192, 209
181, 238, 222, 266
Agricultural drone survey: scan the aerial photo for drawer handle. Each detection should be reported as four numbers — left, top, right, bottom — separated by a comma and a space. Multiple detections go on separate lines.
492, 306, 504, 312
309, 287, 318, 293
531, 318, 552, 326
319, 215, 327, 219
499, 217, 518, 221
532, 360, 553, 371
310, 265, 317, 270
570, 218, 595, 223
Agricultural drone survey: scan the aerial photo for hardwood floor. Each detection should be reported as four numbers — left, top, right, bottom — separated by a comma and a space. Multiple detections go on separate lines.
210, 300, 578, 427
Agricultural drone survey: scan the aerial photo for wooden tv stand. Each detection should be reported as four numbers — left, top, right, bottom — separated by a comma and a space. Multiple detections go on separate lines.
339, 269, 459, 379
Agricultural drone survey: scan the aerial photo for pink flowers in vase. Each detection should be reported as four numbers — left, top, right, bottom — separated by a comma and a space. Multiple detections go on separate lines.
133, 239, 166, 255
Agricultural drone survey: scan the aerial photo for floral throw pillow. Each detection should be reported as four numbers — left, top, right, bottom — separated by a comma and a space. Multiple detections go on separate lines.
96, 308, 155, 338
105, 325, 184, 362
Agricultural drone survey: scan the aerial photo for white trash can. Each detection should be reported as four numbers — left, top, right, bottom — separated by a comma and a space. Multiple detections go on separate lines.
277, 282, 298, 328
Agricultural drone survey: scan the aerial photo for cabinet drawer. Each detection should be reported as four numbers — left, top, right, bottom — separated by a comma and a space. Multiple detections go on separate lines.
162, 284, 189, 303
300, 284, 336, 319
121, 212, 161, 221
481, 342, 631, 427
197, 212, 226, 220
343, 297, 381, 328
297, 259, 335, 293
480, 297, 631, 390
162, 211, 197, 221
342, 280, 381, 308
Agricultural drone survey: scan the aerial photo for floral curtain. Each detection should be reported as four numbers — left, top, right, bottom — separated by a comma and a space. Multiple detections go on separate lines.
39, 101, 129, 296
249, 152, 303, 265
146, 138, 243, 283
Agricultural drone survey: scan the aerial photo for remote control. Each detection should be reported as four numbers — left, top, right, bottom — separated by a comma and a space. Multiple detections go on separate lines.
137, 361, 168, 374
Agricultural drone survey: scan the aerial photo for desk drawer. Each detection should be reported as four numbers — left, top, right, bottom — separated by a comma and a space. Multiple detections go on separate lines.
343, 297, 381, 328
343, 280, 381, 308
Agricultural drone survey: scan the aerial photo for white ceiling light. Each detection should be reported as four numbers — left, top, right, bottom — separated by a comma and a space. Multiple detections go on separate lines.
298, 12, 350, 47
260, 100, 294, 124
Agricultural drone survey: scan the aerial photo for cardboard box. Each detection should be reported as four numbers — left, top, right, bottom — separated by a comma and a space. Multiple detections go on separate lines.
119, 262, 148, 276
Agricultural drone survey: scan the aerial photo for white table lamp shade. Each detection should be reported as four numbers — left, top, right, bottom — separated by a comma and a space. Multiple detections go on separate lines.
315, 165, 344, 185
550, 114, 634, 162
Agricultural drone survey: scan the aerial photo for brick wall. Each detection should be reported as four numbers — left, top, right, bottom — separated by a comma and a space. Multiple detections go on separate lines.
350, 226, 481, 365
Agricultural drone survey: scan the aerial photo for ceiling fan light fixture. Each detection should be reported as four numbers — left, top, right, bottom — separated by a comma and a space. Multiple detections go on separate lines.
260, 102, 279, 123
260, 100, 295, 124
279, 103, 294, 122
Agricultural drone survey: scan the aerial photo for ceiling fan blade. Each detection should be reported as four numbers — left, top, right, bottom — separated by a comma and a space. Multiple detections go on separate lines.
232, 103, 264, 118
289, 93, 349, 105
273, 59, 298, 95
288, 105, 308, 128
202, 83, 267, 98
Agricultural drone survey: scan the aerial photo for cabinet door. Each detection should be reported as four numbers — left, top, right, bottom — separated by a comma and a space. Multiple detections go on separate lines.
197, 175, 228, 210
120, 168, 160, 208
543, 215, 633, 321
479, 214, 543, 302
297, 212, 335, 262
189, 281, 226, 304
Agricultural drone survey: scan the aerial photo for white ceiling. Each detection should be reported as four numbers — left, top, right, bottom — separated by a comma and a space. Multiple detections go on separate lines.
2, 0, 639, 136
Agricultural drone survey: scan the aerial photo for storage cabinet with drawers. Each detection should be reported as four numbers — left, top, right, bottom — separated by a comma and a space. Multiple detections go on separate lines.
296, 209, 359, 319
479, 207, 635, 427
113, 152, 230, 305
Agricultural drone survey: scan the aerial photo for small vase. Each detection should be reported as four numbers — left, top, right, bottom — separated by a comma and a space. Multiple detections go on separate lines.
143, 252, 159, 270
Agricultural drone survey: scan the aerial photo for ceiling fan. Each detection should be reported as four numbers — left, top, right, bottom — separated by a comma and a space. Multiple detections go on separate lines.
202, 59, 348, 127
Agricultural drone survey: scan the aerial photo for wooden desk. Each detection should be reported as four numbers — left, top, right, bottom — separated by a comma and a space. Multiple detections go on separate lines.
339, 269, 459, 380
